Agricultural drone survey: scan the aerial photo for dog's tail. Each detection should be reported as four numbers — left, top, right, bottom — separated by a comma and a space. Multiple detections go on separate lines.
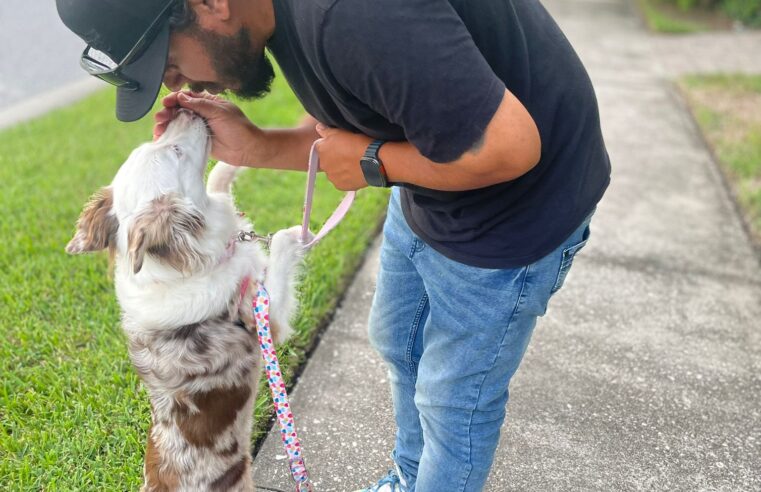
206, 162, 243, 195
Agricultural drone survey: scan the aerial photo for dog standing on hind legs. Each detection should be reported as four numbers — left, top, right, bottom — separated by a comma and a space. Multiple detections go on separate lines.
66, 110, 307, 491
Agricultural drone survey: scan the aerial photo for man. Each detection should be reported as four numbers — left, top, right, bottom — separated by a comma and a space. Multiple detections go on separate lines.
57, 0, 610, 490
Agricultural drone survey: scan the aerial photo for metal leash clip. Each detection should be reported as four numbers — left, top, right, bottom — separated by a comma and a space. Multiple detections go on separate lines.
237, 230, 273, 248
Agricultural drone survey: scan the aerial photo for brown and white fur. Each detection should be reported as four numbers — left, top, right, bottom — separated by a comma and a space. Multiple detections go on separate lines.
66, 110, 306, 491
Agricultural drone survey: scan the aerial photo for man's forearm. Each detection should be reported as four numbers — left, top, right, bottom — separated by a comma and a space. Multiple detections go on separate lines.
244, 117, 320, 171
379, 140, 526, 191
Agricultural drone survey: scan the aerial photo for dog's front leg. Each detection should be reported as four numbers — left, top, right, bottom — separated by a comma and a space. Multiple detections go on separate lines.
263, 226, 307, 344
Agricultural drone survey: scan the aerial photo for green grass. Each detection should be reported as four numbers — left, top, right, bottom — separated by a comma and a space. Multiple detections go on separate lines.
0, 74, 389, 490
682, 73, 761, 93
637, 0, 706, 33
680, 74, 761, 241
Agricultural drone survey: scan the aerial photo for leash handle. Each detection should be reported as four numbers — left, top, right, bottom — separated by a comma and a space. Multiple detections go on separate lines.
253, 283, 313, 491
301, 140, 355, 248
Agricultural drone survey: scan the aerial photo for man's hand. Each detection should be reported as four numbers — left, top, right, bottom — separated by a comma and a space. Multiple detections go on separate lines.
314, 124, 372, 191
154, 91, 262, 166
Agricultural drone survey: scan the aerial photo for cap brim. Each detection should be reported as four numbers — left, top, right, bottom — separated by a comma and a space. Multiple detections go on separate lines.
115, 23, 170, 122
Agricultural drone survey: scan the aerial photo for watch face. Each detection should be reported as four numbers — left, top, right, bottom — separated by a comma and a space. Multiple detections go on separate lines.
360, 157, 387, 187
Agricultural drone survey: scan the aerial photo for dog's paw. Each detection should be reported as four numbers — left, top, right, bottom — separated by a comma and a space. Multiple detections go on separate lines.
300, 227, 316, 246
270, 226, 309, 255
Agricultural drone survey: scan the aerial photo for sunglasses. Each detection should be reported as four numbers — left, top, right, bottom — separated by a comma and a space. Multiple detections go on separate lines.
79, 0, 177, 91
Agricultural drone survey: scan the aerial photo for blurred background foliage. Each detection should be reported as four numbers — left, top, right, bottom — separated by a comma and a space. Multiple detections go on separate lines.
668, 0, 761, 26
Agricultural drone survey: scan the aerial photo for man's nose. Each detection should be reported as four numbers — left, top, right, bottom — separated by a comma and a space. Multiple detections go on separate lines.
163, 70, 185, 92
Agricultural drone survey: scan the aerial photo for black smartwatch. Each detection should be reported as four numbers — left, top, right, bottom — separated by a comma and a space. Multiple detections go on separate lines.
360, 139, 391, 187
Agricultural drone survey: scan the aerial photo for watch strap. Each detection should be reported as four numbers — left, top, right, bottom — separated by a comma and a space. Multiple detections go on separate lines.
364, 139, 384, 160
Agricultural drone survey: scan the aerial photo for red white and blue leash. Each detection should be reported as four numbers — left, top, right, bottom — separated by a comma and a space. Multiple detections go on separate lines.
251, 141, 355, 491
253, 284, 311, 491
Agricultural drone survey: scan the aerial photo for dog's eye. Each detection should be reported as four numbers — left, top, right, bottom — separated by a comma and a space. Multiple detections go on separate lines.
171, 145, 183, 158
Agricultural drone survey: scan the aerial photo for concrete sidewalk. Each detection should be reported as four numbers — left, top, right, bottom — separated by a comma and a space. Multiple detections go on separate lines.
254, 0, 761, 490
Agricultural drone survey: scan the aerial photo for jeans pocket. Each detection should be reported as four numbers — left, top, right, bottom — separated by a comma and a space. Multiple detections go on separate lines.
550, 224, 591, 294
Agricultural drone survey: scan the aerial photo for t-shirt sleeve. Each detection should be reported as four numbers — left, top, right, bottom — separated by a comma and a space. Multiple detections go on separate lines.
320, 0, 505, 163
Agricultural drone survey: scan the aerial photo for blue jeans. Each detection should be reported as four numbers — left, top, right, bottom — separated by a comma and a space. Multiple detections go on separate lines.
368, 189, 592, 492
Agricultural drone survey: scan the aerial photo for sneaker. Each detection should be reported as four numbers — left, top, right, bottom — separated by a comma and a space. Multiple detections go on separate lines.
354, 468, 408, 492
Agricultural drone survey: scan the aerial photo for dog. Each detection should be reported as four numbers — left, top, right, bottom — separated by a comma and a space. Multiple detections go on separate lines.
66, 110, 306, 491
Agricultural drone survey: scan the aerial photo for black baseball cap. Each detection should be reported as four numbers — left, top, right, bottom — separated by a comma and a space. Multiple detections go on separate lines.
56, 0, 179, 122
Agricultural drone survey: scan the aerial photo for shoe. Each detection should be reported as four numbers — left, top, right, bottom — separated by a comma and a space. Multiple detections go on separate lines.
354, 468, 408, 492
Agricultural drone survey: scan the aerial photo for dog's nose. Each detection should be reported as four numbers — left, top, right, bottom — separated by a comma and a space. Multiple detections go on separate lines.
176, 108, 196, 119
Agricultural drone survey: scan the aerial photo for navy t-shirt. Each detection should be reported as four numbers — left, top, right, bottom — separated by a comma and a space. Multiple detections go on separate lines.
267, 0, 611, 268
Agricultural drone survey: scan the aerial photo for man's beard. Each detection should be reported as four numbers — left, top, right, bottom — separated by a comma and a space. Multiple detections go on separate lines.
186, 26, 275, 100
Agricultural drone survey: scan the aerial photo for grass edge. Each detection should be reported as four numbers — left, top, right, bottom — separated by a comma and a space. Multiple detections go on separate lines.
672, 79, 761, 260
634, 0, 708, 33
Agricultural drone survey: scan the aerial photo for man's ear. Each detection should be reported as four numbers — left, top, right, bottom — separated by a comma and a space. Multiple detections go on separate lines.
66, 187, 118, 254
127, 193, 206, 275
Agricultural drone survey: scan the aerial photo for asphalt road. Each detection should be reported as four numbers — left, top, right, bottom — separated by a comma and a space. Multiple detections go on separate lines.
0, 0, 90, 111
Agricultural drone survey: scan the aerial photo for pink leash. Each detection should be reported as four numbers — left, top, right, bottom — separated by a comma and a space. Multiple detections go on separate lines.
252, 140, 355, 491
301, 140, 356, 247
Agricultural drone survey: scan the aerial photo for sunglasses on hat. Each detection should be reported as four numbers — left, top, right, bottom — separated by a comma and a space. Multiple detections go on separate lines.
79, 0, 178, 91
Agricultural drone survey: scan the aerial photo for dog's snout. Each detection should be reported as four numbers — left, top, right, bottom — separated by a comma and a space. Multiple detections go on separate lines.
176, 108, 197, 119
175, 109, 209, 133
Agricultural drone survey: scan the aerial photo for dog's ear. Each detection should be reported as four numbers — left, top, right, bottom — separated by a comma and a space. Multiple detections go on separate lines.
66, 187, 118, 254
127, 193, 206, 274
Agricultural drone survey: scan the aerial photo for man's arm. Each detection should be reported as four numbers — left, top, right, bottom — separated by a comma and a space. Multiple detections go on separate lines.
315, 88, 541, 191
313, 0, 542, 191
249, 116, 320, 172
